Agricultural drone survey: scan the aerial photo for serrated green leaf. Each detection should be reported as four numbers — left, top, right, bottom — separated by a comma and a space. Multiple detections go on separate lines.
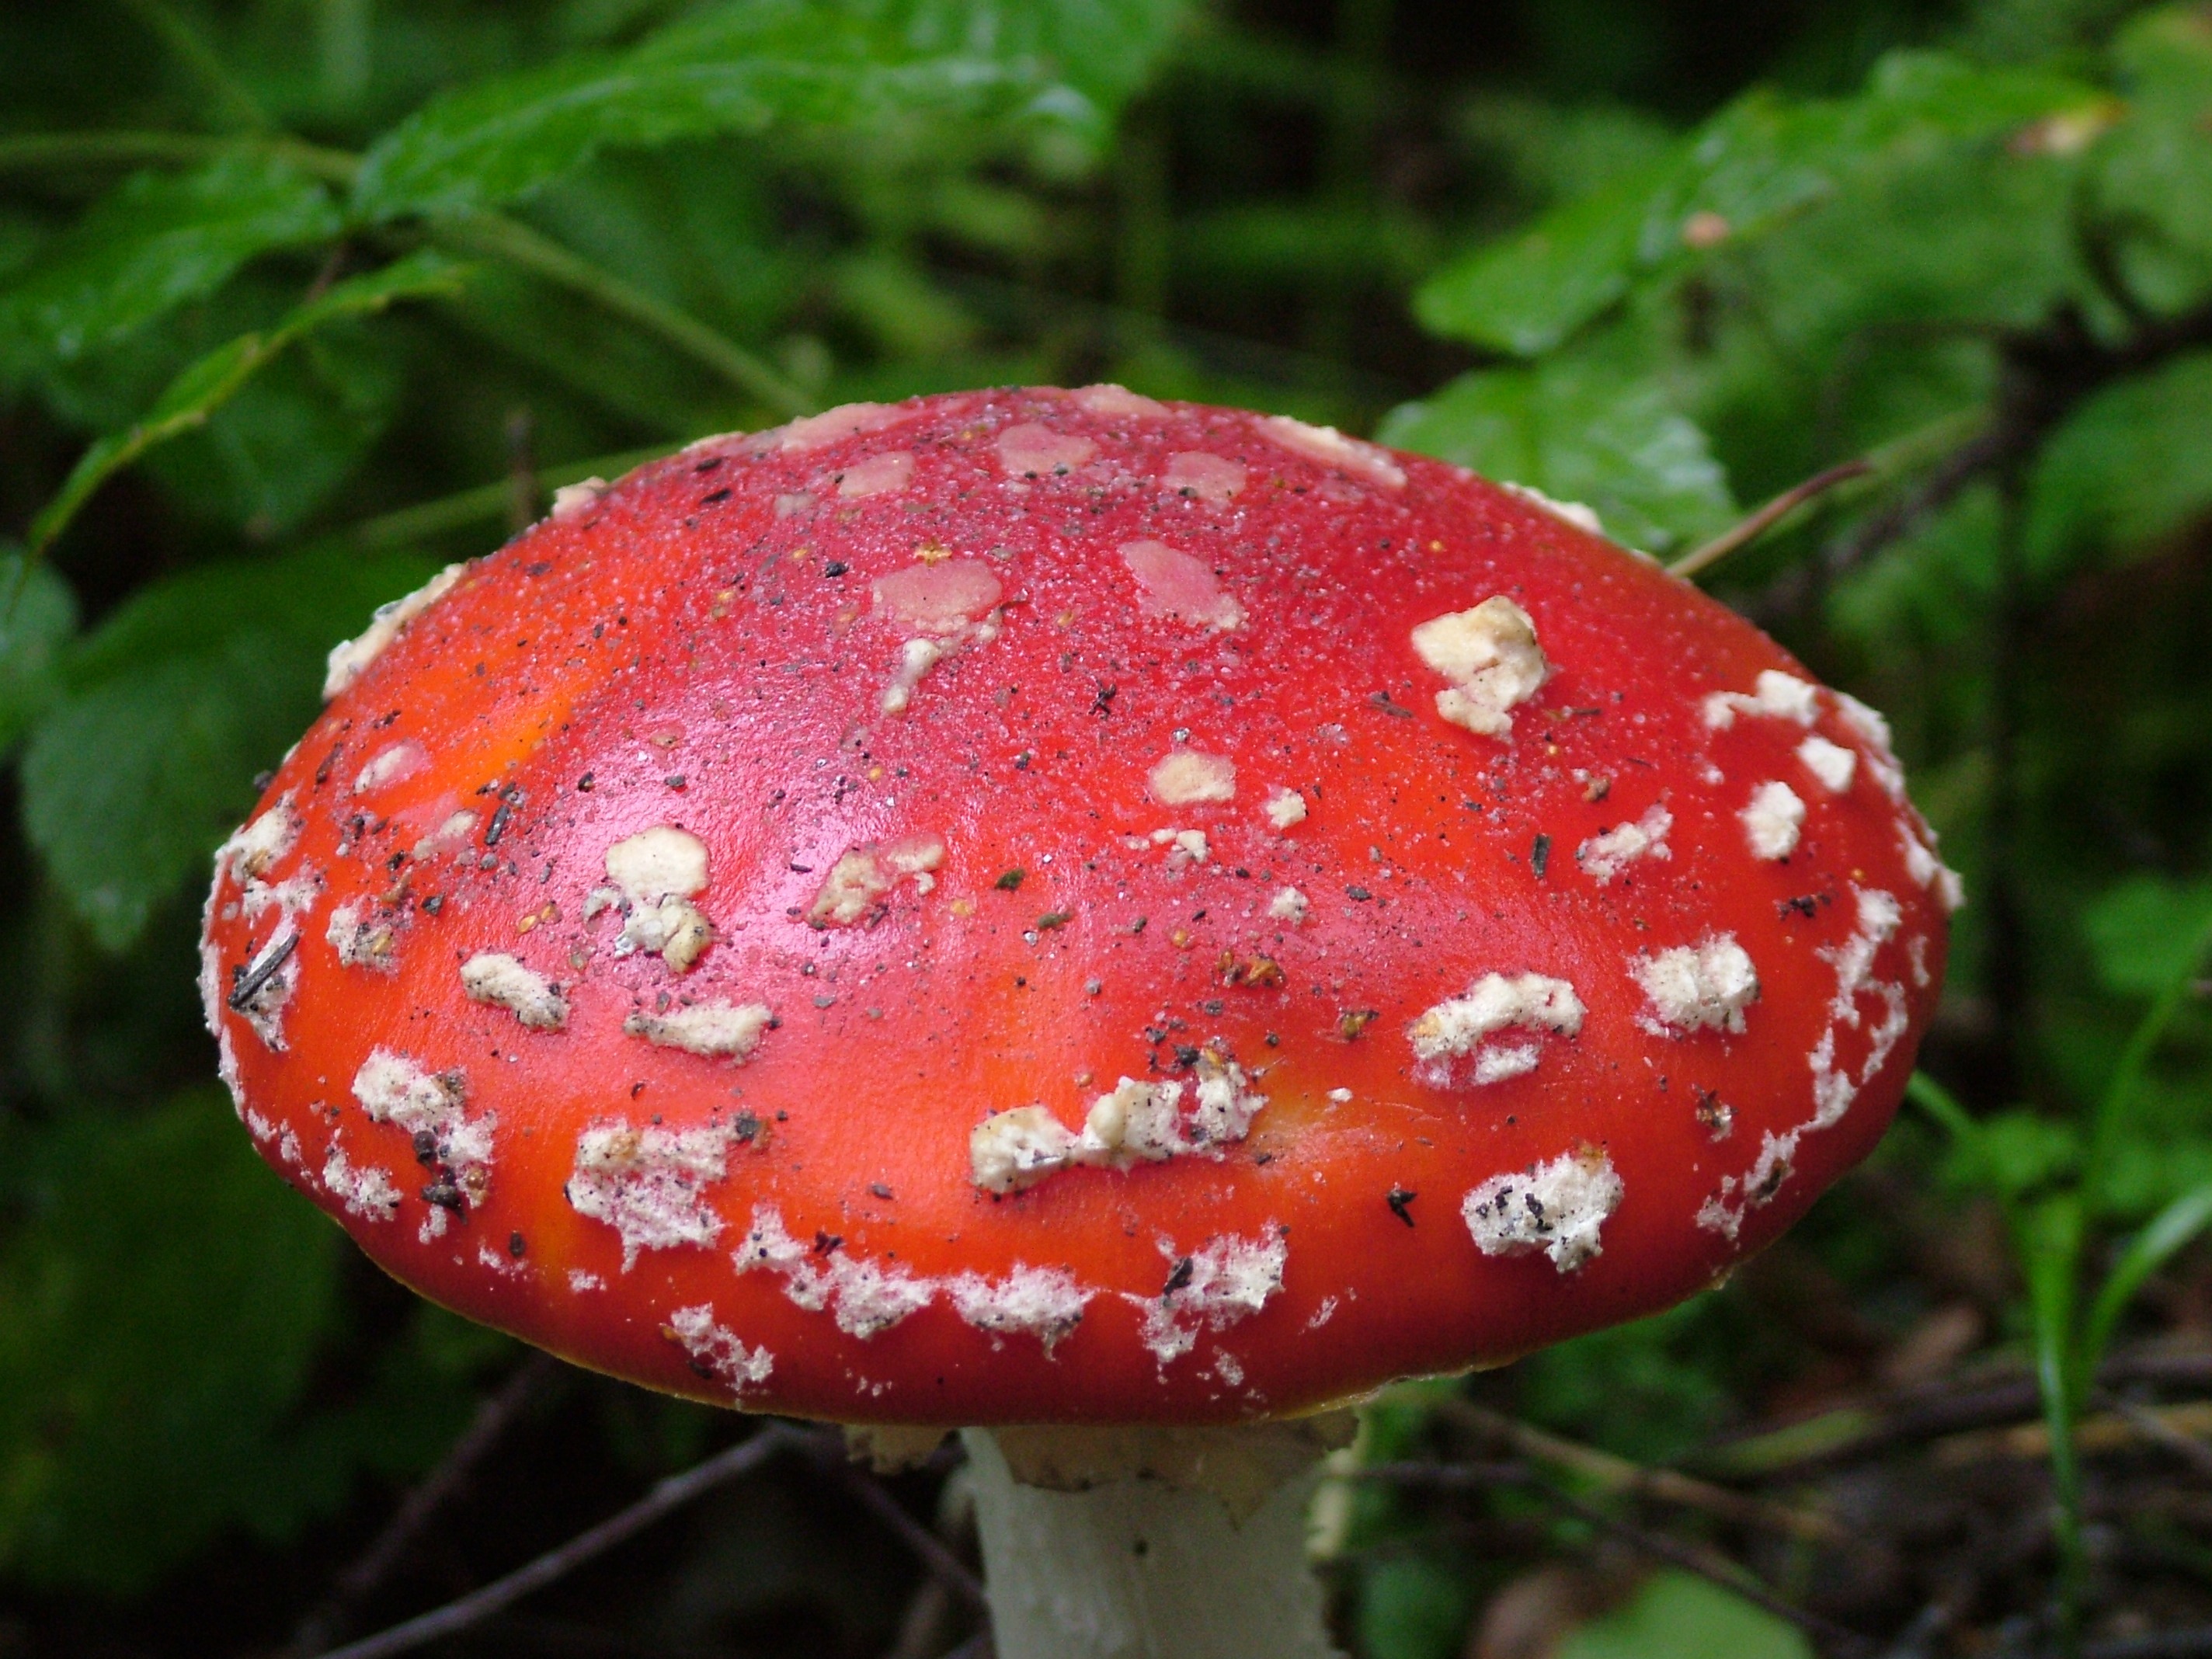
21, 546, 436, 951
0, 158, 340, 381
2028, 351, 2212, 576
353, 0, 1187, 222
1378, 359, 1734, 553
1558, 1571, 1811, 1659
2082, 875, 2212, 999
27, 250, 468, 555
0, 1090, 339, 1593
0, 555, 78, 760
1415, 52, 2101, 354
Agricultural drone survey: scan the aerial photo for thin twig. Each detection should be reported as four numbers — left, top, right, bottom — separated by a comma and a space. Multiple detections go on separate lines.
336, 446, 670, 551
808, 1442, 989, 1610
308, 1422, 805, 1659
1432, 1398, 1842, 1542
0, 130, 360, 183
1669, 459, 1874, 580
287, 1351, 561, 1657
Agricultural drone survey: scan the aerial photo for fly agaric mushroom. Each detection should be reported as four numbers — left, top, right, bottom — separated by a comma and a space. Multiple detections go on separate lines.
202, 388, 1957, 1658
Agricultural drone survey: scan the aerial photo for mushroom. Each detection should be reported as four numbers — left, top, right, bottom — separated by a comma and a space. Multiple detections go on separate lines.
200, 388, 1956, 1657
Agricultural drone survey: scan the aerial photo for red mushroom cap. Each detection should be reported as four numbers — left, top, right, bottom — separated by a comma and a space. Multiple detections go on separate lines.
200, 388, 1956, 1426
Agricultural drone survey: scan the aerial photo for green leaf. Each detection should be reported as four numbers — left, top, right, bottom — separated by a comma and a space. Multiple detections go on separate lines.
0, 554, 79, 760
0, 158, 340, 381
27, 250, 469, 554
0, 1090, 339, 1592
146, 323, 405, 535
1939, 1107, 2080, 1202
1378, 358, 1734, 554
2083, 875, 2212, 997
353, 0, 1188, 222
20, 545, 437, 951
2027, 351, 2212, 577
1415, 52, 2101, 354
1556, 1570, 1811, 1659
2096, 7, 2212, 295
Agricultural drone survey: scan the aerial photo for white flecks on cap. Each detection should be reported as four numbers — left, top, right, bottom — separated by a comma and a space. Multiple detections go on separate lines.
836, 450, 914, 498
1742, 781, 1807, 861
1264, 786, 1307, 830
807, 835, 945, 927
1903, 826, 1967, 913
324, 565, 466, 701
1797, 735, 1857, 794
996, 422, 1097, 478
1080, 1077, 1185, 1165
1835, 690, 1909, 800
321, 1137, 402, 1223
1142, 826, 1210, 865
353, 741, 426, 796
1702, 669, 1819, 730
882, 638, 944, 716
606, 825, 708, 903
1073, 383, 1167, 419
565, 1120, 734, 1269
948, 1264, 1091, 1355
771, 400, 910, 452
550, 477, 607, 521
1148, 750, 1236, 807
1410, 596, 1549, 738
1576, 804, 1672, 883
223, 793, 300, 882
460, 953, 568, 1030
972, 1052, 1269, 1193
666, 1305, 774, 1393
1408, 972, 1584, 1087
326, 902, 398, 972
1498, 480, 1604, 537
1134, 1227, 1289, 1365
1256, 415, 1407, 489
1700, 887, 1908, 1242
1162, 450, 1247, 505
1268, 885, 1309, 924
353, 1051, 493, 1195
621, 1000, 774, 1060
735, 1205, 933, 1339
240, 871, 318, 925
1462, 1149, 1622, 1272
874, 560, 1004, 635
1633, 936, 1758, 1035
569, 1268, 603, 1292
1119, 539, 1243, 631
969, 1105, 1080, 1194
412, 809, 478, 861
1474, 1043, 1541, 1084
604, 826, 713, 972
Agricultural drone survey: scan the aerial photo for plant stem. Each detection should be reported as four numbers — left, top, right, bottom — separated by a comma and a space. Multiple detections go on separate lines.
431, 214, 813, 419
0, 130, 360, 184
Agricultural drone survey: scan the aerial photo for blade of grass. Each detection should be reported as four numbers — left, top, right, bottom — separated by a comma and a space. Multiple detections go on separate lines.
2082, 1183, 2212, 1383
2082, 908, 2212, 1223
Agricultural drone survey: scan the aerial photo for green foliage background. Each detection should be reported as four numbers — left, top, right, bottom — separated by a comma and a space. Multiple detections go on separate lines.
1, 0, 2209, 1654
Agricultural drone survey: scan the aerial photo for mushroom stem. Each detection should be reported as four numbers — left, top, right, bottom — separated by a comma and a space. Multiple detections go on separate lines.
962, 1424, 1345, 1659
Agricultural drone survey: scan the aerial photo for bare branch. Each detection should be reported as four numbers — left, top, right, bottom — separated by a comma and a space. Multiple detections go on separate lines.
308, 1422, 807, 1659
